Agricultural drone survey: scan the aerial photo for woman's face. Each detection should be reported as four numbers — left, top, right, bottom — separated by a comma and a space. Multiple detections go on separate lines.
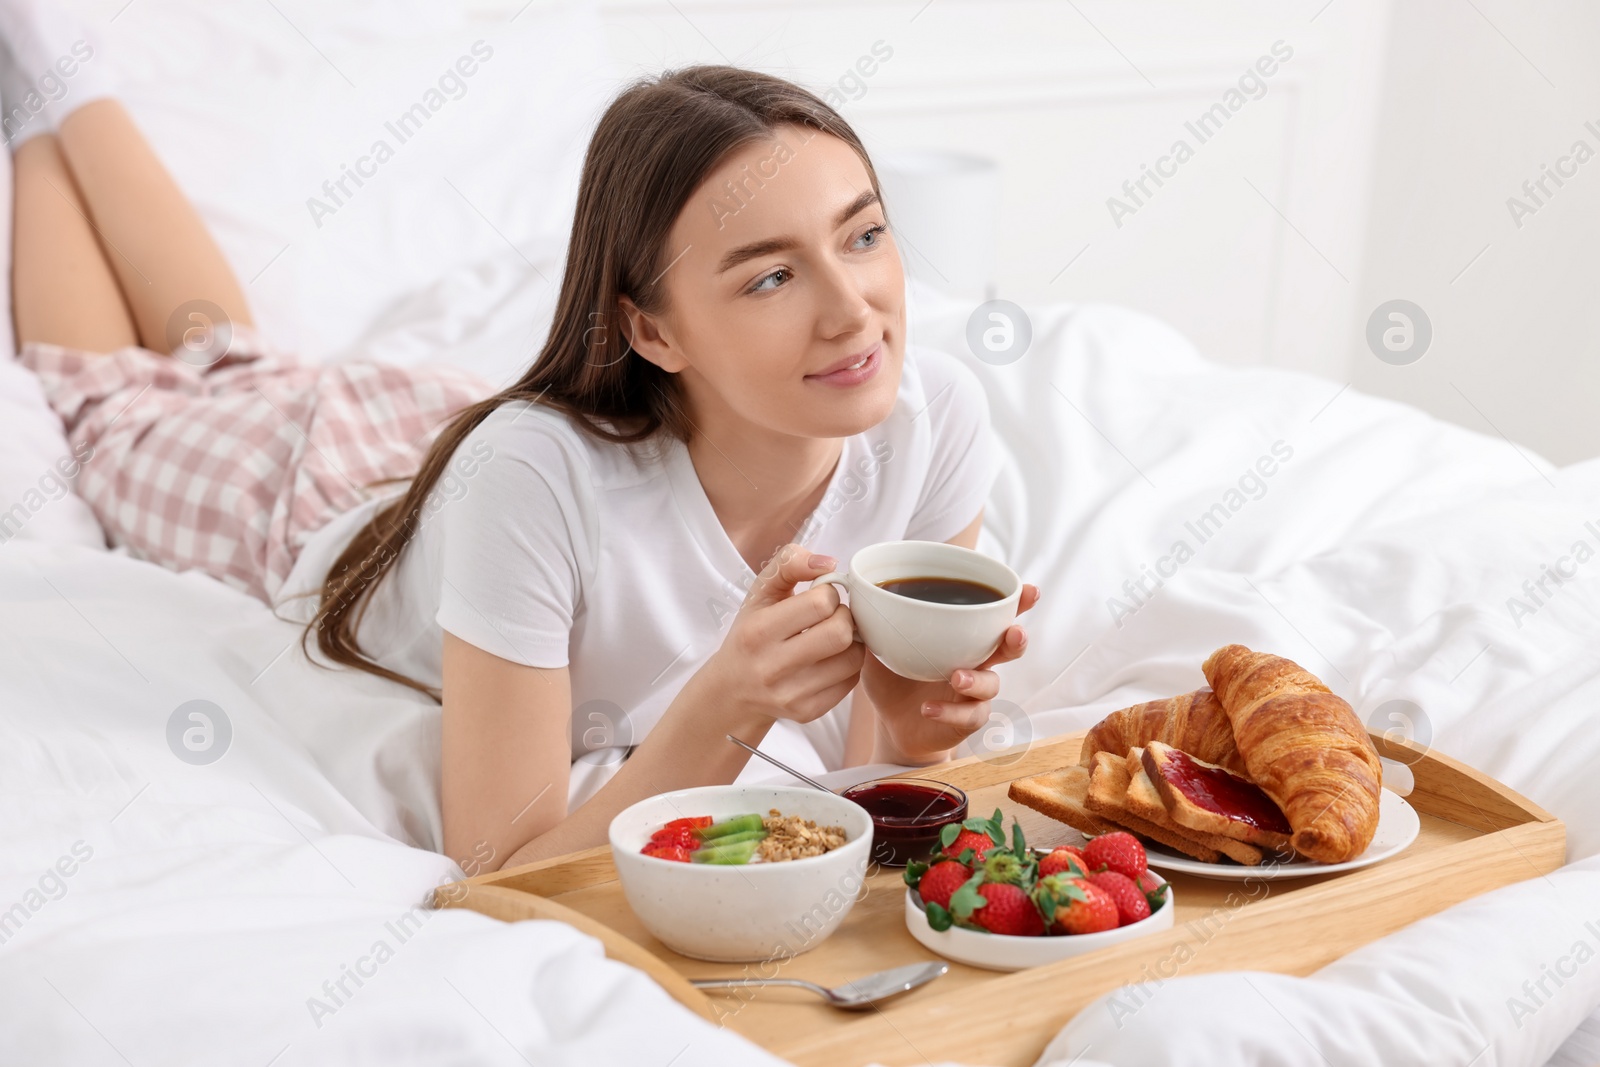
624, 127, 905, 441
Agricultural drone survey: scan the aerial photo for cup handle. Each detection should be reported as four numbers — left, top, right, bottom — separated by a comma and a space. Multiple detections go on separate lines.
811, 571, 864, 644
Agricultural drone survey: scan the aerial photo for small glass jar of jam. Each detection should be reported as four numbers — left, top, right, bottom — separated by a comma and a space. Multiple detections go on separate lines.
841, 777, 968, 867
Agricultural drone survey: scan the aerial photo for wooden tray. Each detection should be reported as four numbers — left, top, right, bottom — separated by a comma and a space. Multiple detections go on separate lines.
435, 730, 1564, 1066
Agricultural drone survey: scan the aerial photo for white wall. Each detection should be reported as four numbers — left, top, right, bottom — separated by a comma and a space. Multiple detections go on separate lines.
599, 0, 1600, 464
599, 1, 1390, 367
1353, 0, 1600, 465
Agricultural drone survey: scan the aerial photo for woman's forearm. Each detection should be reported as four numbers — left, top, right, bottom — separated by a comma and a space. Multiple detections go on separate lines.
498, 666, 774, 869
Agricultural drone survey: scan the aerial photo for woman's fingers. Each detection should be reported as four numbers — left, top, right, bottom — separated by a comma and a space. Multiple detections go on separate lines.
781, 601, 860, 669
948, 666, 1000, 702
921, 698, 992, 732
798, 672, 863, 723
917, 667, 1001, 733
974, 624, 1028, 672
910, 586, 1038, 737
763, 580, 842, 640
745, 544, 836, 609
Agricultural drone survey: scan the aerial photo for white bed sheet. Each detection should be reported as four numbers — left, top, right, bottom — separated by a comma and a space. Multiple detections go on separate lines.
0, 540, 787, 1067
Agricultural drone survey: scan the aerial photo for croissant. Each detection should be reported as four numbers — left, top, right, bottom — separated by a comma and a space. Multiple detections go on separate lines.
1202, 644, 1381, 864
1079, 689, 1249, 777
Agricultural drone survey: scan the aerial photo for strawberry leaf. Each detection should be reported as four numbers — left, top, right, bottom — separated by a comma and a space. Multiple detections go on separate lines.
903, 860, 929, 888
985, 808, 1005, 844
948, 872, 987, 920
1145, 882, 1170, 912
925, 901, 953, 931
1033, 886, 1058, 916
1011, 820, 1027, 857
939, 823, 962, 848
956, 847, 977, 866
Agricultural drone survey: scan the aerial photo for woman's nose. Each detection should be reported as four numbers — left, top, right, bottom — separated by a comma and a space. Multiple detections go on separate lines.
813, 259, 874, 340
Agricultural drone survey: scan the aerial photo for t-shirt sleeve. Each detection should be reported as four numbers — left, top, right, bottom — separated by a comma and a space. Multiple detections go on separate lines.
903, 349, 1004, 543
433, 415, 590, 669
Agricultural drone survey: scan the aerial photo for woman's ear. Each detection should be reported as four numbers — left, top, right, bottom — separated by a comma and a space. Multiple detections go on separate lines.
616, 296, 687, 373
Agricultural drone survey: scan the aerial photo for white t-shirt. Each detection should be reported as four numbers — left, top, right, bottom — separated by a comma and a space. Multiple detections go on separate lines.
282, 345, 1002, 796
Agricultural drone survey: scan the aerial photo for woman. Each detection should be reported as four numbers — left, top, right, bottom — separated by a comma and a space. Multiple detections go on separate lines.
8, 9, 1038, 872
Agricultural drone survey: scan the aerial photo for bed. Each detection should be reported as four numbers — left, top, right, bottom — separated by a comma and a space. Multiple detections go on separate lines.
3, 2, 1599, 1064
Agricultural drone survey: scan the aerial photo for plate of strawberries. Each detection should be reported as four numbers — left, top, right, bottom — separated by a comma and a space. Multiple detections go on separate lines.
903, 811, 1173, 973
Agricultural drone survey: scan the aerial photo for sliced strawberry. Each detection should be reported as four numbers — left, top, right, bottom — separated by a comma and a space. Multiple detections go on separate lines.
641, 843, 692, 862
649, 826, 698, 850
663, 816, 713, 832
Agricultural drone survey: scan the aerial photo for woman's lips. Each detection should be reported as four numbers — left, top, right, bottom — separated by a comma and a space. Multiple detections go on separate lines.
805, 342, 882, 387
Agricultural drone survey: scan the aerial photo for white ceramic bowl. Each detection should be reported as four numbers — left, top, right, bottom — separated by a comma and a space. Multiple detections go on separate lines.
609, 785, 874, 962
904, 872, 1175, 972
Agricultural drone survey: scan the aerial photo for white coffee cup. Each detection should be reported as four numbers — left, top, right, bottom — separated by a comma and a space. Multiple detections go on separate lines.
811, 541, 1022, 682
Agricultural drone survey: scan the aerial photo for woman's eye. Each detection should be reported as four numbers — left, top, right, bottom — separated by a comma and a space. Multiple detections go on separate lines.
749, 267, 791, 293
852, 224, 888, 249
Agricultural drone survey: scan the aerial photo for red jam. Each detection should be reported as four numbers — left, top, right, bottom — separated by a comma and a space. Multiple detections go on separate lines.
1160, 749, 1292, 834
842, 779, 968, 867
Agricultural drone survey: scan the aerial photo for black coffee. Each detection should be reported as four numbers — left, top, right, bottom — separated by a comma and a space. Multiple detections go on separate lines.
877, 575, 1004, 605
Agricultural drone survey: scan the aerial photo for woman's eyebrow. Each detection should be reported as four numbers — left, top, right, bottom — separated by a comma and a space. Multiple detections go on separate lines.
715, 190, 883, 274
833, 189, 880, 227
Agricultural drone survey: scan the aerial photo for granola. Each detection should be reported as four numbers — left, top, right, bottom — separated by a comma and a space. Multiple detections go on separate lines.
757, 808, 848, 862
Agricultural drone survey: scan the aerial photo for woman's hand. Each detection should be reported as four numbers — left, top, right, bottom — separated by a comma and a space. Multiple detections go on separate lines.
862, 583, 1040, 764
701, 543, 866, 731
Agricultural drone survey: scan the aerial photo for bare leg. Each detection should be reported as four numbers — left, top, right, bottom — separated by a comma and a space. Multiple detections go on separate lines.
53, 97, 253, 353
12, 132, 138, 353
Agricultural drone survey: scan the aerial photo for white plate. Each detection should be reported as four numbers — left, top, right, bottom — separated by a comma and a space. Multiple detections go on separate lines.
1143, 787, 1420, 880
904, 873, 1175, 973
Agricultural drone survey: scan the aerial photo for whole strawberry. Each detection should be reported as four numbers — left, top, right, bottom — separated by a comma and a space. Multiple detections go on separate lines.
1084, 831, 1147, 881
1136, 870, 1171, 913
982, 851, 1026, 885
1087, 871, 1152, 926
1038, 846, 1088, 878
1035, 874, 1118, 935
971, 882, 1045, 936
944, 828, 997, 864
915, 860, 971, 910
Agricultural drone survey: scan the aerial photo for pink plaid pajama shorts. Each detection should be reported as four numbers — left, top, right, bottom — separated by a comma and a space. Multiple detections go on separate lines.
18, 328, 490, 602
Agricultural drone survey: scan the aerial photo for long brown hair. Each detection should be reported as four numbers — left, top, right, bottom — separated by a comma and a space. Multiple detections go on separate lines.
305, 65, 884, 696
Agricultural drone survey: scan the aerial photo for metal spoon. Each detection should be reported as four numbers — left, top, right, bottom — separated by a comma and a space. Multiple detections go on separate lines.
725, 734, 835, 794
690, 960, 948, 1010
